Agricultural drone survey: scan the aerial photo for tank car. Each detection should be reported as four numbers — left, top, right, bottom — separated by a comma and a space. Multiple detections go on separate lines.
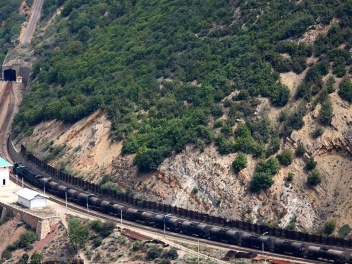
141, 212, 157, 226
273, 239, 306, 256
305, 245, 321, 260
182, 221, 211, 238
38, 177, 52, 190
210, 227, 241, 244
156, 216, 183, 232
319, 248, 345, 263
100, 200, 112, 214
48, 181, 59, 194
77, 193, 92, 205
239, 232, 274, 251
57, 185, 68, 198
89, 196, 102, 210
125, 208, 143, 221
111, 203, 126, 216
67, 189, 79, 202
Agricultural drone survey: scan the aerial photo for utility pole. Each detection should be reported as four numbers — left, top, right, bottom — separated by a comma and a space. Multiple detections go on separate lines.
262, 231, 269, 263
86, 195, 89, 215
121, 209, 123, 232
197, 239, 200, 264
65, 191, 68, 214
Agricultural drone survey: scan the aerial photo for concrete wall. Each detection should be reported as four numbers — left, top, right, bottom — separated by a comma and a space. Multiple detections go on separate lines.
0, 201, 61, 240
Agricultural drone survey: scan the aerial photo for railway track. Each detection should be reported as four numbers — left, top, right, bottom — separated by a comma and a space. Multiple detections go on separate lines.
0, 80, 343, 263
0, 81, 15, 162
8, 174, 327, 264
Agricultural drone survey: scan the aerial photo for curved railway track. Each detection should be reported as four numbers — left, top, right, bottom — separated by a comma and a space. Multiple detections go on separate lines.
8, 172, 326, 264
0, 81, 16, 162
0, 80, 346, 263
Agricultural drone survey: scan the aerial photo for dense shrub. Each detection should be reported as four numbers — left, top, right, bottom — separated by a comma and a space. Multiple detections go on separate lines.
277, 148, 293, 166
307, 169, 321, 186
250, 157, 279, 192
311, 126, 324, 139
232, 153, 247, 173
165, 247, 178, 260
18, 231, 37, 250
338, 77, 352, 102
146, 245, 163, 260
30, 251, 43, 264
295, 143, 305, 157
250, 172, 274, 192
134, 148, 169, 172
324, 220, 336, 235
91, 219, 104, 232
305, 156, 317, 171
338, 224, 352, 238
1, 249, 12, 260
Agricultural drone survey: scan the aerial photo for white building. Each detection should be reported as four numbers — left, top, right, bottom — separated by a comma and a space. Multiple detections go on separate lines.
16, 76, 23, 83
0, 157, 12, 186
15, 188, 49, 209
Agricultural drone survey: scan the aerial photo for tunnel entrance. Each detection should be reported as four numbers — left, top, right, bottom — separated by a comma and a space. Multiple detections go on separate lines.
4, 69, 16, 81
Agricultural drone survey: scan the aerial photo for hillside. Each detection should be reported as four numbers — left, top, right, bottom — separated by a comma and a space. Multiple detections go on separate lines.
7, 0, 352, 237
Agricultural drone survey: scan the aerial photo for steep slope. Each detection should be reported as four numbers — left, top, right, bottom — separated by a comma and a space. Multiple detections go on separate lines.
10, 0, 352, 237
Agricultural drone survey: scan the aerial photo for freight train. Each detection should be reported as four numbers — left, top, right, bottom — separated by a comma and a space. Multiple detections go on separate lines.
13, 163, 352, 263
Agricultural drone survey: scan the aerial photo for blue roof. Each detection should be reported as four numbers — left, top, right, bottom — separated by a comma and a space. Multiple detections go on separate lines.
0, 157, 12, 167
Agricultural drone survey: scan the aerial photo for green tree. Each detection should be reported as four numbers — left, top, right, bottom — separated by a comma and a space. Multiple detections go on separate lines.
232, 153, 247, 173
90, 219, 104, 233
307, 169, 321, 186
295, 143, 305, 157
30, 251, 43, 264
305, 156, 317, 171
319, 98, 333, 126
324, 220, 336, 235
17, 253, 29, 264
338, 76, 352, 102
277, 148, 293, 166
68, 218, 89, 250
165, 247, 178, 260
19, 231, 37, 250
250, 172, 274, 192
134, 147, 167, 172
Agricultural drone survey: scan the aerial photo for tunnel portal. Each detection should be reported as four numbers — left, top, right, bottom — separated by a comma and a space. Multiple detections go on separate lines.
4, 69, 16, 81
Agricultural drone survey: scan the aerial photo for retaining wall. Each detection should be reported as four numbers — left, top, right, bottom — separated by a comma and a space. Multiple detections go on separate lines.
0, 201, 61, 239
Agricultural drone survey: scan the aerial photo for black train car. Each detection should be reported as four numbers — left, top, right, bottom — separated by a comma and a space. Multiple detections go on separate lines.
100, 200, 112, 214
273, 239, 306, 256
89, 196, 102, 210
67, 189, 79, 202
240, 232, 274, 251
141, 212, 157, 226
319, 248, 345, 263
112, 203, 126, 216
78, 193, 94, 205
182, 221, 211, 238
57, 185, 68, 198
48, 181, 59, 194
38, 177, 51, 189
305, 245, 321, 259
156, 216, 184, 232
125, 208, 143, 221
210, 227, 241, 244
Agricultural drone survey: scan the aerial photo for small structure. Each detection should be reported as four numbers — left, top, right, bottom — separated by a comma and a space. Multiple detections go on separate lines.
0, 157, 12, 186
16, 75, 23, 83
15, 188, 49, 209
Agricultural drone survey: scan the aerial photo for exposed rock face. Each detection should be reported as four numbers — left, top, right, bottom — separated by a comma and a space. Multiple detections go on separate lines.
18, 74, 352, 235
